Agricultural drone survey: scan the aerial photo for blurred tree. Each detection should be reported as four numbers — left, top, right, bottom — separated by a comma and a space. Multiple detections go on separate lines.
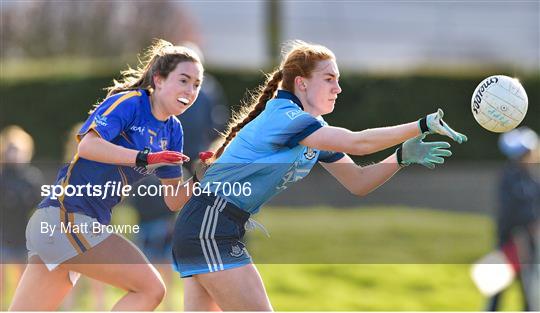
1, 1, 200, 59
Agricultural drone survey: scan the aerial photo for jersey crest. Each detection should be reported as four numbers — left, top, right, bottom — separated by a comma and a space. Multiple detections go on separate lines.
304, 147, 317, 160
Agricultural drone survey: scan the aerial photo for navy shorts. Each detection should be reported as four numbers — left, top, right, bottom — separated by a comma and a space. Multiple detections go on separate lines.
172, 194, 252, 278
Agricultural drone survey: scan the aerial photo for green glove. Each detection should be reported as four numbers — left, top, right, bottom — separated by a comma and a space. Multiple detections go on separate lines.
397, 134, 452, 169
419, 109, 468, 144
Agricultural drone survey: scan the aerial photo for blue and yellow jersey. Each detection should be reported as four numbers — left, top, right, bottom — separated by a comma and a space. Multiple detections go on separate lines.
202, 90, 344, 214
39, 89, 183, 225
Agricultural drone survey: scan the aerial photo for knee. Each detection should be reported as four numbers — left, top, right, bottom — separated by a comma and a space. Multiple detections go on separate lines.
144, 278, 166, 307
131, 273, 166, 308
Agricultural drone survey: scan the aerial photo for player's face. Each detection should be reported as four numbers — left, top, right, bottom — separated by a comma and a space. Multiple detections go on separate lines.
154, 61, 203, 117
303, 59, 342, 116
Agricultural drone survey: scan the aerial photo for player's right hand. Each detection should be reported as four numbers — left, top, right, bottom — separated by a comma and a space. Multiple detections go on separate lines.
421, 109, 468, 144
398, 134, 452, 169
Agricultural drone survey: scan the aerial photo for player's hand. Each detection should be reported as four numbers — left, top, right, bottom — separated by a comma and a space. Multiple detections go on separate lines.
198, 151, 214, 163
148, 151, 190, 165
398, 134, 452, 169
194, 151, 214, 182
139, 150, 190, 169
420, 109, 468, 144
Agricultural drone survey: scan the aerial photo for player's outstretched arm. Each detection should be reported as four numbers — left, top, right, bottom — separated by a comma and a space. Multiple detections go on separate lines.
301, 109, 465, 156
301, 122, 420, 156
78, 130, 189, 166
321, 134, 452, 196
321, 154, 401, 197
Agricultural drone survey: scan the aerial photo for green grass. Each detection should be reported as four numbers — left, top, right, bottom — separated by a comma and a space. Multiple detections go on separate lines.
1, 206, 525, 311
259, 264, 524, 311
248, 207, 493, 264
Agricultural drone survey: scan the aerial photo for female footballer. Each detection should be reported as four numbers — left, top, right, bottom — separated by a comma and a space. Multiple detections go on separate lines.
172, 40, 468, 311
10, 39, 203, 311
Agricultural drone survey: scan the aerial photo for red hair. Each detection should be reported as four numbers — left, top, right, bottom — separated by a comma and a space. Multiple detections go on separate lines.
213, 40, 335, 160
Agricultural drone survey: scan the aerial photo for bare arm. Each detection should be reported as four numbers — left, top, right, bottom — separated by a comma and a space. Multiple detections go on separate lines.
79, 130, 192, 211
78, 130, 138, 165
160, 177, 194, 212
321, 154, 401, 197
300, 122, 420, 156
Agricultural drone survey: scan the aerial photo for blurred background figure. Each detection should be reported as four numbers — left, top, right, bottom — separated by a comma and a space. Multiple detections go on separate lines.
0, 125, 44, 298
62, 122, 83, 163
0, 125, 44, 261
486, 127, 540, 311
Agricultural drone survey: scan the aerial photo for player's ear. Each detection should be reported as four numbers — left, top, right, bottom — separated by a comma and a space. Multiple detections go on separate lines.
295, 76, 307, 91
153, 73, 164, 90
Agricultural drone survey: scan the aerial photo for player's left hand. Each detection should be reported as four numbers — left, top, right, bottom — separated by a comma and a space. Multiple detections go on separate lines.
398, 134, 452, 169
421, 109, 468, 144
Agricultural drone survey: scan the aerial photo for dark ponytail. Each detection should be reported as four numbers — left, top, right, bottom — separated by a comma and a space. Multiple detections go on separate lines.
90, 39, 202, 114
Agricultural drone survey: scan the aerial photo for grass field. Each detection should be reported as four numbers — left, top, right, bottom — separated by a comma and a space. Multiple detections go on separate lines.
1, 206, 525, 311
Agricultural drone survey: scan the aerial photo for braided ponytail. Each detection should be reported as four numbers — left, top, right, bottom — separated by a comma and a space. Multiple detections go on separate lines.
208, 40, 335, 164
213, 69, 283, 160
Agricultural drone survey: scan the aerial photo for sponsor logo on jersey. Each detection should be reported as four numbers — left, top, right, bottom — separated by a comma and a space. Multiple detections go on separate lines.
130, 125, 145, 135
94, 115, 108, 127
286, 109, 305, 120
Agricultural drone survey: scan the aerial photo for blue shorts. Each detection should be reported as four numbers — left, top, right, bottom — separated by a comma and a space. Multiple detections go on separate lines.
172, 194, 252, 278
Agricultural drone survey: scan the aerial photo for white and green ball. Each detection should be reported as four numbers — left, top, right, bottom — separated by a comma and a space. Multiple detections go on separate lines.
471, 75, 528, 133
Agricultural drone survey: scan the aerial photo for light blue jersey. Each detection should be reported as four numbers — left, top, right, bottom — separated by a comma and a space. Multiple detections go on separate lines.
201, 90, 344, 214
